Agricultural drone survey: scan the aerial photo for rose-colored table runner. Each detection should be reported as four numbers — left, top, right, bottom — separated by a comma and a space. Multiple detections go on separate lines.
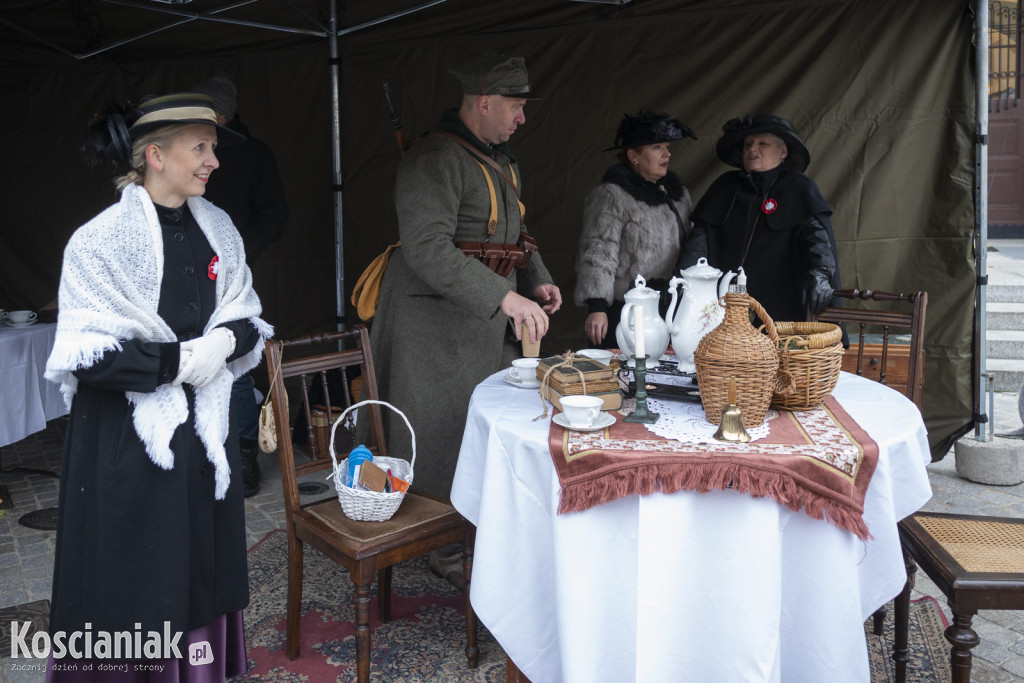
548, 396, 879, 539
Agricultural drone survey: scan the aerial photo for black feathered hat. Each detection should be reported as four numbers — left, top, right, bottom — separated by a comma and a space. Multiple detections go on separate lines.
715, 114, 810, 172
603, 111, 697, 151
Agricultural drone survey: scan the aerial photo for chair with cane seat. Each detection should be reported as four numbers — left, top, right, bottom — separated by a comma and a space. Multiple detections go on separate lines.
893, 512, 1024, 683
263, 325, 477, 683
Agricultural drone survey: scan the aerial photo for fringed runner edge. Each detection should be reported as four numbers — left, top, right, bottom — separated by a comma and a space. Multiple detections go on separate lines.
555, 458, 873, 540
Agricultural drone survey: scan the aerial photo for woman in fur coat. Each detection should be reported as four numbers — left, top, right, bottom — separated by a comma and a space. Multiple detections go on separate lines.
575, 111, 697, 347
44, 92, 272, 680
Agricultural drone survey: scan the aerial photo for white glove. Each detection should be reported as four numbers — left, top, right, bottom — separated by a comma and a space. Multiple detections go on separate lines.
172, 327, 236, 388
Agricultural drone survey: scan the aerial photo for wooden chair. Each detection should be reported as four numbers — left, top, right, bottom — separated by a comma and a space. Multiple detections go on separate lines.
264, 325, 478, 683
814, 288, 928, 638
893, 512, 1024, 683
813, 288, 928, 410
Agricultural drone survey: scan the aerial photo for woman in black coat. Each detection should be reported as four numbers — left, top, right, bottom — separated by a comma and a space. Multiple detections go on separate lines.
44, 92, 272, 680
677, 114, 841, 323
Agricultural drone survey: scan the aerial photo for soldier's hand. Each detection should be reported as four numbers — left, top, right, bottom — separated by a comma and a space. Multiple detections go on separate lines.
534, 284, 562, 314
501, 291, 548, 342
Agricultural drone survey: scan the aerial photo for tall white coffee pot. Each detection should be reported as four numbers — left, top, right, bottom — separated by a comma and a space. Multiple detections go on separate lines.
664, 258, 736, 372
615, 274, 671, 366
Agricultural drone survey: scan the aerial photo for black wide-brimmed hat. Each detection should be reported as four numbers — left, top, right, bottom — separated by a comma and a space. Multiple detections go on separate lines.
604, 111, 697, 152
715, 114, 810, 172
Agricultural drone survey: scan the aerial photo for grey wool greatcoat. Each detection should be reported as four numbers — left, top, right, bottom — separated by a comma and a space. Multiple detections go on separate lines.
367, 109, 554, 500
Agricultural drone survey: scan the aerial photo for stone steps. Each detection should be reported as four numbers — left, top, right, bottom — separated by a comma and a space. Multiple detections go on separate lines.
987, 302, 1024, 330
987, 281, 1024, 391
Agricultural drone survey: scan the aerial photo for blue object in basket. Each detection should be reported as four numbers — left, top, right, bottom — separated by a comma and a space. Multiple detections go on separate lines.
347, 444, 373, 487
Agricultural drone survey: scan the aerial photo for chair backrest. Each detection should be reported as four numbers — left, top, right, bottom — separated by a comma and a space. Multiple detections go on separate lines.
813, 289, 928, 409
264, 325, 387, 514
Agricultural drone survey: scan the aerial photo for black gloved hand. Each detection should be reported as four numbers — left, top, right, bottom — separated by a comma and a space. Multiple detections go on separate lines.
802, 269, 834, 315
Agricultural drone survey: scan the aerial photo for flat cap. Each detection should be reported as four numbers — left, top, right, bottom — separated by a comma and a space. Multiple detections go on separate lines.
448, 52, 540, 99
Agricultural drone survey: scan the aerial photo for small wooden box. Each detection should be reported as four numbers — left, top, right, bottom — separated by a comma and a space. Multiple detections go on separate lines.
841, 343, 922, 400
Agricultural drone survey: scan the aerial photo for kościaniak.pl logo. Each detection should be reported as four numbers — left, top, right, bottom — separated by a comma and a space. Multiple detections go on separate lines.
189, 641, 214, 666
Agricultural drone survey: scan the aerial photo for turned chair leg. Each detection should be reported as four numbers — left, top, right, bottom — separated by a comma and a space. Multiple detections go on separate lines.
286, 535, 304, 661
464, 525, 479, 668
352, 570, 374, 683
946, 608, 980, 683
893, 551, 916, 683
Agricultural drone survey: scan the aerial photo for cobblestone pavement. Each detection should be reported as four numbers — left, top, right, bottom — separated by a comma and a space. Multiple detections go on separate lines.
0, 390, 1021, 682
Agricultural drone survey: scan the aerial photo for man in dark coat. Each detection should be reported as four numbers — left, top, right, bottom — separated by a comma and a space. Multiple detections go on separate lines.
369, 53, 561, 504
677, 115, 841, 324
193, 74, 289, 497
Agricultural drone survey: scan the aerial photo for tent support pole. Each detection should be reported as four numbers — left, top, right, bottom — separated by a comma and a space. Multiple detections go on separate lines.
330, 0, 345, 332
974, 0, 990, 440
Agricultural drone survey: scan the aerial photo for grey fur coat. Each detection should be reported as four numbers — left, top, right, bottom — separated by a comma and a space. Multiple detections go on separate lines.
575, 164, 693, 307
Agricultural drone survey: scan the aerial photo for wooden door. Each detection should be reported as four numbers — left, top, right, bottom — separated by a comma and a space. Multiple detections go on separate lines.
989, 2, 1024, 227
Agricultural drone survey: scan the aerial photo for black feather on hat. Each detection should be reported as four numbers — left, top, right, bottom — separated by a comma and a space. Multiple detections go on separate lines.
715, 114, 810, 172
603, 111, 697, 151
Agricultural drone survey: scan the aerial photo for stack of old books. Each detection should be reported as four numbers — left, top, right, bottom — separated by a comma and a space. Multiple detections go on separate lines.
536, 355, 622, 411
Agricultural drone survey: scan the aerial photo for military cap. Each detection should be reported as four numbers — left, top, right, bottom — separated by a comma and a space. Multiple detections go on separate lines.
448, 52, 541, 100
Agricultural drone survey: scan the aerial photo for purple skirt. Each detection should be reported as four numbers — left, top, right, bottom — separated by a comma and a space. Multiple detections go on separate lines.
45, 612, 247, 682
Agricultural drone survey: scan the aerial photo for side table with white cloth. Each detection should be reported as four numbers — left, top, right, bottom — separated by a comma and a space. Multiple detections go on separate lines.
451, 371, 932, 683
0, 322, 67, 449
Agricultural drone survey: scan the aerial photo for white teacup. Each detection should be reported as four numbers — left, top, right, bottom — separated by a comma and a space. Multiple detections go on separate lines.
510, 357, 539, 382
560, 395, 603, 428
577, 348, 614, 364
8, 310, 36, 324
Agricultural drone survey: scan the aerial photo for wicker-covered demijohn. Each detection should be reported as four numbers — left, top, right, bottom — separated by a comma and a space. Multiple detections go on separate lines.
694, 293, 793, 428
771, 321, 844, 410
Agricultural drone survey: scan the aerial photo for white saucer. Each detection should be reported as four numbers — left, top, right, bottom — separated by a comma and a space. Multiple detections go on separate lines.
504, 373, 540, 388
4, 319, 37, 328
553, 411, 616, 432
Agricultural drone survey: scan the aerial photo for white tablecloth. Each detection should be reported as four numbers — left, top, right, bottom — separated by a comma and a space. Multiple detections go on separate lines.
0, 322, 68, 448
451, 371, 932, 683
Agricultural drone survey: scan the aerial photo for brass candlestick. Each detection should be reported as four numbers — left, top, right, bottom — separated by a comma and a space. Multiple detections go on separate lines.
714, 377, 751, 443
625, 354, 660, 424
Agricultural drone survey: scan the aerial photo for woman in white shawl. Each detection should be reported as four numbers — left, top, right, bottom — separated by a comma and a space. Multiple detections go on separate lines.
44, 92, 272, 680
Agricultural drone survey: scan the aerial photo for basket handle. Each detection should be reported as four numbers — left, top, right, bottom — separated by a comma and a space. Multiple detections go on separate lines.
328, 399, 416, 472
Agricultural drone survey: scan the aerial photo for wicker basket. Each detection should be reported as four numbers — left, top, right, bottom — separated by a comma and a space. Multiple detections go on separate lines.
771, 322, 844, 410
694, 293, 794, 428
329, 399, 415, 522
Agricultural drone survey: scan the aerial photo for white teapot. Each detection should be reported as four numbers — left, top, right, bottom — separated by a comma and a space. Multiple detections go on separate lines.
664, 258, 736, 372
615, 274, 671, 366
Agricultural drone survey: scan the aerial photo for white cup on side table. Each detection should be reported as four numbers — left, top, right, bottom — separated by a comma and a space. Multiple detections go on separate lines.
8, 310, 36, 324
560, 395, 603, 428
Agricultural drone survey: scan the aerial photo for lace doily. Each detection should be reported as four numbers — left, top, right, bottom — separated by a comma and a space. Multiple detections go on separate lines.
634, 396, 772, 443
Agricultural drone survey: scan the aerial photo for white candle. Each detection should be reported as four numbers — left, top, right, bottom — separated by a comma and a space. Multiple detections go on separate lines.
633, 304, 645, 359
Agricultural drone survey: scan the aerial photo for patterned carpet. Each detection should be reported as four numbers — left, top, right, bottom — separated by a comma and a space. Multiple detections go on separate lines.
866, 596, 952, 683
241, 530, 950, 682
239, 530, 504, 682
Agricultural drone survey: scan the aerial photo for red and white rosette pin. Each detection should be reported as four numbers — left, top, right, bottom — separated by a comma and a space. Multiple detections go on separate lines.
208, 255, 220, 280
761, 198, 778, 214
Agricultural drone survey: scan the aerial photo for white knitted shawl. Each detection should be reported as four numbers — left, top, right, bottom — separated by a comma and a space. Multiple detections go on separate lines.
45, 183, 274, 499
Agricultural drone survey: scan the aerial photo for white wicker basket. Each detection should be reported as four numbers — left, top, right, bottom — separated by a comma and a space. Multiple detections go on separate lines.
328, 399, 416, 522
